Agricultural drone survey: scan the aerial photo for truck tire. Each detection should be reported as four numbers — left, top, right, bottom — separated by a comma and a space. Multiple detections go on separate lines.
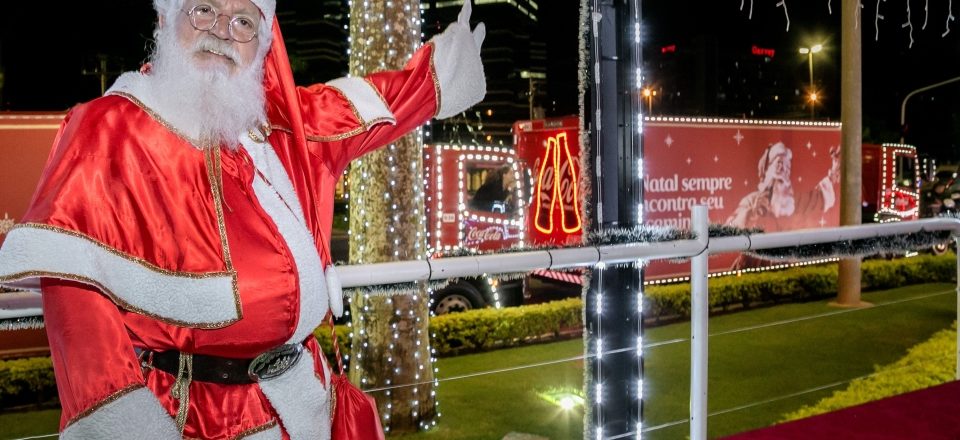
931, 242, 949, 255
432, 282, 485, 315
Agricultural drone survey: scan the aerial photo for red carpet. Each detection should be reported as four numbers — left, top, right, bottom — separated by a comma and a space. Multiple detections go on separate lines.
722, 380, 960, 439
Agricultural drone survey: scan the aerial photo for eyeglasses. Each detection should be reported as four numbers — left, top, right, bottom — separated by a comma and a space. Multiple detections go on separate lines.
181, 3, 259, 43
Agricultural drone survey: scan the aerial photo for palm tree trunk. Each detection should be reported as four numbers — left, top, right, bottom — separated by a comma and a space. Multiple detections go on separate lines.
346, 0, 436, 433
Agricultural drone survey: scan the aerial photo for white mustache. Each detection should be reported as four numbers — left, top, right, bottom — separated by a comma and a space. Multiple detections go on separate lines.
195, 37, 240, 64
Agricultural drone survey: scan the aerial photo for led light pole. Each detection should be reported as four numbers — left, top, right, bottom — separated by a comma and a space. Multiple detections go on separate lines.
799, 44, 822, 119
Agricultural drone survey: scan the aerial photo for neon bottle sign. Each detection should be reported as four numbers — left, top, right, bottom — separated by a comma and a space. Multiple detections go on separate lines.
534, 132, 582, 234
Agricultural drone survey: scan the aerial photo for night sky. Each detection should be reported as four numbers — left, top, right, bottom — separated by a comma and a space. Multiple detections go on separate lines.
1, 1, 957, 159
644, 0, 960, 161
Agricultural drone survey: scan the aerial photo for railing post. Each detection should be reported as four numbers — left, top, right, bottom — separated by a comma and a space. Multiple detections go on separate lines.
690, 205, 709, 440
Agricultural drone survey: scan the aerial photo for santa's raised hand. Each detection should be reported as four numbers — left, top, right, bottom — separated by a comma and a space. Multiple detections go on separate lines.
431, 0, 487, 119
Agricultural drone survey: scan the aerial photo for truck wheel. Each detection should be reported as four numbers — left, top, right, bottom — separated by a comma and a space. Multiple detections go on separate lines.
932, 242, 949, 255
432, 282, 485, 315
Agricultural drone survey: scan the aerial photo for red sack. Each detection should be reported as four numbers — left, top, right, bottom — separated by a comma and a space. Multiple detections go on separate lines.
327, 314, 385, 440
331, 374, 385, 440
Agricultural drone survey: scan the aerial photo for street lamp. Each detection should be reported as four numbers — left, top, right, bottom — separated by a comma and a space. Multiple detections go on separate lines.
900, 75, 960, 142
642, 87, 656, 114
799, 44, 823, 119
808, 91, 819, 119
521, 70, 547, 120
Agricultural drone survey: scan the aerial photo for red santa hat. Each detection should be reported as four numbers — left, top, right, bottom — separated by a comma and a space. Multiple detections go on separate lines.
757, 142, 792, 178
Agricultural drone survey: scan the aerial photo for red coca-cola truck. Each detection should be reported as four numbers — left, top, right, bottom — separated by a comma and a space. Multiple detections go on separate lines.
423, 115, 920, 308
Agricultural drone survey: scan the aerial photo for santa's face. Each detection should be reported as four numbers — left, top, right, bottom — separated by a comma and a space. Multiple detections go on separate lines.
148, 0, 268, 147
176, 0, 262, 76
768, 154, 791, 183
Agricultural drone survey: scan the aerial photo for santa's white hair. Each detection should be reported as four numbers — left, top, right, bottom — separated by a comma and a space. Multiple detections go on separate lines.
153, 0, 275, 29
145, 0, 275, 147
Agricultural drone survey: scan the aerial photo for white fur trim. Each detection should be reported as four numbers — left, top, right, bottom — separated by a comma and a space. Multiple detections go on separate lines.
326, 77, 396, 127
107, 72, 201, 144
107, 72, 160, 118
241, 136, 328, 343
0, 226, 239, 327
258, 346, 331, 440
61, 387, 180, 440
243, 424, 283, 440
250, 0, 276, 25
325, 265, 344, 317
429, 3, 486, 119
241, 135, 307, 225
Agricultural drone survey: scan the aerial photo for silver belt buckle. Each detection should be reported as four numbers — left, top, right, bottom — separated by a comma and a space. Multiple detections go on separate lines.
248, 344, 303, 382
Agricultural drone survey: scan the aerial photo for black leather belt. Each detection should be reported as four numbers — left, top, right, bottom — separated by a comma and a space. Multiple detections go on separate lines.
141, 344, 304, 385
144, 350, 256, 385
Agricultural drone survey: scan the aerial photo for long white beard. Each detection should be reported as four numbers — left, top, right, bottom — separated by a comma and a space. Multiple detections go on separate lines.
770, 181, 796, 217
147, 30, 266, 148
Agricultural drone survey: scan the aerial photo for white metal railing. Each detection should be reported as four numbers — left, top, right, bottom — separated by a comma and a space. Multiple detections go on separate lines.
326, 207, 960, 440
2, 206, 958, 440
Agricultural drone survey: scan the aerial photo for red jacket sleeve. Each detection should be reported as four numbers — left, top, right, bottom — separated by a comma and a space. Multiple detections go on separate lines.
41, 278, 146, 429
302, 43, 439, 176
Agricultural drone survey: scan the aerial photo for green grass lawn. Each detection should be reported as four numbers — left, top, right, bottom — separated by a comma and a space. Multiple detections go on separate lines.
1, 283, 956, 440
388, 282, 957, 440
0, 409, 59, 439
643, 283, 957, 439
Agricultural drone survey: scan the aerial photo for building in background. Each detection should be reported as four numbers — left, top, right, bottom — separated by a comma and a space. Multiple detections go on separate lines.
277, 0, 351, 85
647, 37, 812, 120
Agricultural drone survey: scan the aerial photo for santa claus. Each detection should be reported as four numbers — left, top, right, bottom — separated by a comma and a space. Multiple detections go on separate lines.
726, 141, 839, 230
0, 0, 486, 438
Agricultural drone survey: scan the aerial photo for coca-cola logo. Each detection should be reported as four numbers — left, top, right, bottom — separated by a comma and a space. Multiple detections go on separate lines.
533, 132, 582, 234
465, 225, 504, 242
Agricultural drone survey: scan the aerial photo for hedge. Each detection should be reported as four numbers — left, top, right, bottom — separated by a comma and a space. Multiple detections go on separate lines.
643, 254, 955, 319
781, 322, 957, 422
312, 297, 582, 358
427, 297, 582, 354
0, 357, 56, 408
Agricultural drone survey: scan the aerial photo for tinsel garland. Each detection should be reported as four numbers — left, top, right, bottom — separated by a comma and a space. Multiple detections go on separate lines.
345, 279, 453, 298
576, 0, 592, 235
747, 230, 953, 261
747, 213, 960, 260
585, 224, 691, 245
0, 316, 44, 331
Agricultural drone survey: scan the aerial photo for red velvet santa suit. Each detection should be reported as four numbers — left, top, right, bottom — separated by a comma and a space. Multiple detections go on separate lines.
0, 8, 485, 440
